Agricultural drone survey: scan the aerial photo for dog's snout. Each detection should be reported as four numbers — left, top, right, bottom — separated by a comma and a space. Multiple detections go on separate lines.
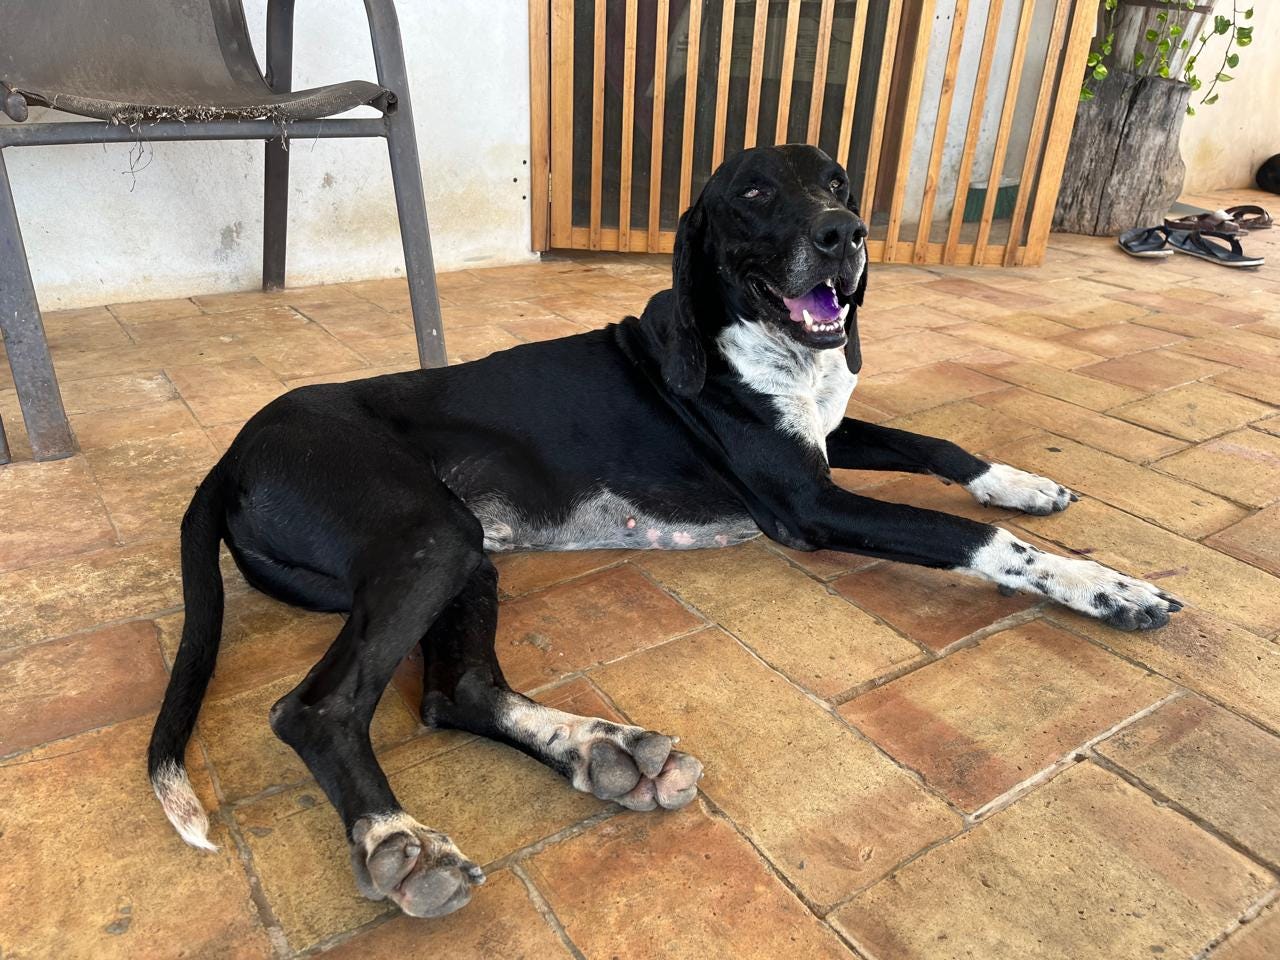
810, 210, 867, 257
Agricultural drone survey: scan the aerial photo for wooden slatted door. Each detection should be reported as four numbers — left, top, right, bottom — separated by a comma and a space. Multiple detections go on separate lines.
531, 0, 1098, 266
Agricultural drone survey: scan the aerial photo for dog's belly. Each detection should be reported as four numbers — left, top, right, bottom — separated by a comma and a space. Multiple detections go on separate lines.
469, 488, 760, 552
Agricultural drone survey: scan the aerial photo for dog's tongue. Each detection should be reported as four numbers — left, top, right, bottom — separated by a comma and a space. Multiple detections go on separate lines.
782, 283, 841, 324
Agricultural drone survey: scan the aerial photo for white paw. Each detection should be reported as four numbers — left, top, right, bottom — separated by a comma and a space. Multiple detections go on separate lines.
969, 529, 1182, 631
965, 463, 1075, 516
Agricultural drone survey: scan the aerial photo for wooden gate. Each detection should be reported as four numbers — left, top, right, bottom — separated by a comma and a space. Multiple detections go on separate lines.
530, 0, 1098, 266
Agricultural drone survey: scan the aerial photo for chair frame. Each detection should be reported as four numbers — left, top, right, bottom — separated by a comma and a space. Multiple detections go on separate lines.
0, 0, 447, 463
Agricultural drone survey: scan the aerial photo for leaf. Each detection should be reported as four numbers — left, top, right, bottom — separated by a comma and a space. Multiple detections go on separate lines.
1170, 24, 1182, 37
1204, 93, 1219, 104
1159, 63, 1170, 78
1145, 28, 1160, 42
1226, 53, 1239, 68
1245, 6, 1253, 18
1079, 87, 1095, 102
1188, 76, 1202, 90
1156, 10, 1168, 22
1158, 38, 1171, 54
1217, 71, 1233, 81
1214, 15, 1231, 34
1180, 39, 1190, 49
1237, 26, 1253, 45
1186, 105, 1195, 116
1093, 63, 1109, 80
1087, 52, 1101, 66
1134, 51, 1147, 69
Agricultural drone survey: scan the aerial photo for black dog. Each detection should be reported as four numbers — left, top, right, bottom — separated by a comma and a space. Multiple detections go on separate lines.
149, 144, 1180, 919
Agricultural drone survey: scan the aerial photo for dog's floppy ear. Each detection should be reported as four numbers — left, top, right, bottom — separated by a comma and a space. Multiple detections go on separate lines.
659, 201, 710, 396
844, 187, 867, 374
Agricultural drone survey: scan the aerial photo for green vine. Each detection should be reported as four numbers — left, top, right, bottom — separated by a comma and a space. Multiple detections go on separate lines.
1182, 2, 1253, 114
1080, 0, 1253, 116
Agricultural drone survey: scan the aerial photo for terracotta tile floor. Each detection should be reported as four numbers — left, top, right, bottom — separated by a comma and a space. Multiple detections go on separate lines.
3, 189, 1280, 959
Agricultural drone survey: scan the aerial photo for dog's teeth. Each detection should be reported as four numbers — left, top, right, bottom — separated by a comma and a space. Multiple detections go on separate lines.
838, 303, 850, 322
824, 278, 835, 288
802, 308, 813, 327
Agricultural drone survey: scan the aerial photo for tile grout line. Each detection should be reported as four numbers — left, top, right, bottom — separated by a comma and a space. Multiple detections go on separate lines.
1192, 887, 1280, 960
1088, 749, 1280, 880
693, 794, 873, 959
508, 861, 590, 960
1046, 612, 1280, 740
191, 724, 294, 959
700, 610, 973, 824
964, 687, 1187, 825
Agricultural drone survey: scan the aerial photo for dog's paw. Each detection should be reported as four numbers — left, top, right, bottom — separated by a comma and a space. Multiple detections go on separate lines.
965, 463, 1076, 516
971, 529, 1182, 631
350, 813, 484, 918
1084, 571, 1184, 631
571, 725, 703, 811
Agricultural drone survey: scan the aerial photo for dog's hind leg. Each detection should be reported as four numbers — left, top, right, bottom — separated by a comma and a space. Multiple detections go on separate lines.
268, 493, 488, 919
418, 558, 703, 811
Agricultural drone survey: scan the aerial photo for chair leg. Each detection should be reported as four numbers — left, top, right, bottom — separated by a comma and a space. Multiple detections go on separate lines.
0, 149, 75, 462
262, 137, 289, 291
385, 109, 447, 369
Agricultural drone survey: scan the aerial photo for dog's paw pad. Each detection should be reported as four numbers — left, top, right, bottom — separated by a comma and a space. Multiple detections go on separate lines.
578, 727, 702, 811
966, 463, 1074, 515
351, 815, 483, 919
614, 750, 703, 811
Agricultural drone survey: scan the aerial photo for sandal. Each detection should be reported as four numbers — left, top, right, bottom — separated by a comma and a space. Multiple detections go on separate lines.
1117, 225, 1172, 258
1166, 229, 1264, 268
1164, 212, 1242, 235
1224, 204, 1272, 230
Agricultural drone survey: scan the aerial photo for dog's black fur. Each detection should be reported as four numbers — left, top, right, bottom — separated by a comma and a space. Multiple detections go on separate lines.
149, 145, 1180, 918
1257, 153, 1280, 194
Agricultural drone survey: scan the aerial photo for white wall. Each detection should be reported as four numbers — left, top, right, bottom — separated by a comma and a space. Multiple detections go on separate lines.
3, 0, 536, 309
1179, 1, 1280, 194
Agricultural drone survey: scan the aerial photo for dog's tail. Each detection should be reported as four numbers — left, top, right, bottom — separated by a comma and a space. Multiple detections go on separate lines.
147, 468, 227, 851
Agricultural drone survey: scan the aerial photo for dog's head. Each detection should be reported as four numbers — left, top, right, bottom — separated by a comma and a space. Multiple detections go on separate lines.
653, 144, 868, 396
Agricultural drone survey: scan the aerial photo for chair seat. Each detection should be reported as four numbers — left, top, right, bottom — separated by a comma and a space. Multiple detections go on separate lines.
12, 80, 391, 123
1, 0, 390, 124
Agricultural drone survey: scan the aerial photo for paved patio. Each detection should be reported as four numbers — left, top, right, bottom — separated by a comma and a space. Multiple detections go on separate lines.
2, 190, 1279, 959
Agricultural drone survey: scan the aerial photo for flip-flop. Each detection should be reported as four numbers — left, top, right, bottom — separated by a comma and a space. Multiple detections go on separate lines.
1166, 229, 1264, 268
1117, 226, 1172, 258
1165, 212, 1242, 235
1224, 204, 1272, 230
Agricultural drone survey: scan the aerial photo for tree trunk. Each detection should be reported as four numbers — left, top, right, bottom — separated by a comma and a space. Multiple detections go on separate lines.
1052, 70, 1191, 236
1103, 2, 1211, 80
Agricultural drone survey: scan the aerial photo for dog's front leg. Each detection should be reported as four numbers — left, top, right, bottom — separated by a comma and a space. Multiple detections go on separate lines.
826, 418, 1076, 516
772, 484, 1180, 631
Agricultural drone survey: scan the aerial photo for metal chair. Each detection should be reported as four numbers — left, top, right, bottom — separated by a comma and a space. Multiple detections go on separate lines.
0, 0, 447, 462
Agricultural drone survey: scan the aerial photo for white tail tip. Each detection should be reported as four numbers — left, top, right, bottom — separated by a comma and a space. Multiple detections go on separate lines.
152, 760, 218, 852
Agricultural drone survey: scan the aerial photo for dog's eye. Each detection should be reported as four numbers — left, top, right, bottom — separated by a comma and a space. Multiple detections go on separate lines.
741, 187, 762, 199
829, 178, 845, 193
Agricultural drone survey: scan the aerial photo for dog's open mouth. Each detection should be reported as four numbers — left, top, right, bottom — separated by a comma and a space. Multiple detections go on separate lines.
761, 277, 850, 345
781, 279, 849, 336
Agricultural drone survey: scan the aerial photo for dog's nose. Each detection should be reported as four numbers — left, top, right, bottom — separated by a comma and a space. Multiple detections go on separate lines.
811, 210, 867, 257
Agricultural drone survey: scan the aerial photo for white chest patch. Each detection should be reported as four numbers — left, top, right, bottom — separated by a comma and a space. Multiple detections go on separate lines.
717, 319, 857, 458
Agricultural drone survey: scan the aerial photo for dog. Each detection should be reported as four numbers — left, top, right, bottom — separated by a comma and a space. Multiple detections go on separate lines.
148, 144, 1181, 919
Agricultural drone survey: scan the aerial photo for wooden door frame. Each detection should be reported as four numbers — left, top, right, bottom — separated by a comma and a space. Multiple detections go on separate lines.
530, 0, 552, 250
